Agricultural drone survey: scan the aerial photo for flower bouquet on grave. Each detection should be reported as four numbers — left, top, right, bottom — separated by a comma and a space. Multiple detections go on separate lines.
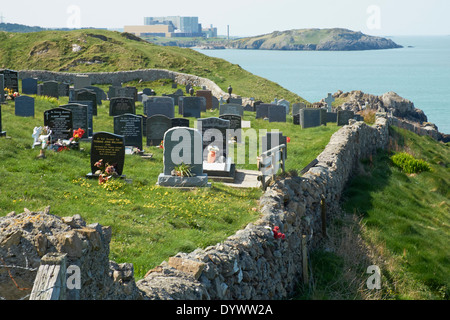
94, 159, 119, 184
68, 128, 85, 150
171, 162, 194, 177
4, 88, 19, 100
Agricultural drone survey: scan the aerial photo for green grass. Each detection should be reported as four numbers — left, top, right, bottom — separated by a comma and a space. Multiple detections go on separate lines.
0, 29, 307, 104
0, 82, 340, 280
300, 126, 449, 300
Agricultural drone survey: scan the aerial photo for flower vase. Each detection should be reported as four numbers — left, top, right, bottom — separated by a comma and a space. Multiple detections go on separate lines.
207, 150, 216, 163
71, 141, 80, 150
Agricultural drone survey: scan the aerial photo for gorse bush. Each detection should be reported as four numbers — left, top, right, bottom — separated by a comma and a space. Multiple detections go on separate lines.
391, 152, 431, 174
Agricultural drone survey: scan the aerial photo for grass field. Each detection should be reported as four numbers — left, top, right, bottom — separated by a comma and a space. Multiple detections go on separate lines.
298, 126, 449, 300
0, 81, 339, 279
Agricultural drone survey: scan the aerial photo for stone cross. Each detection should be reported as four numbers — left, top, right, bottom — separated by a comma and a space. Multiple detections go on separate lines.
325, 93, 335, 112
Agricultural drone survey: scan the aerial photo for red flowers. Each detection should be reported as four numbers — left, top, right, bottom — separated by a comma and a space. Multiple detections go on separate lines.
72, 128, 85, 142
286, 137, 291, 143
272, 226, 286, 240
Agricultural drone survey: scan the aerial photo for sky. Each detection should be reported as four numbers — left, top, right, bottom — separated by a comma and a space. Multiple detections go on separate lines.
1, 0, 449, 37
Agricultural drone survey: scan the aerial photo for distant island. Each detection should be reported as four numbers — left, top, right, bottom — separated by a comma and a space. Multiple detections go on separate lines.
229, 28, 403, 51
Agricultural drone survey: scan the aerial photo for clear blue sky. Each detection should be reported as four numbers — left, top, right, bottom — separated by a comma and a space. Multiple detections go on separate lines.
1, 0, 449, 36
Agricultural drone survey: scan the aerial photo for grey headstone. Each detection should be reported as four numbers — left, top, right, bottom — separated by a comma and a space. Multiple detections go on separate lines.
219, 114, 242, 142
114, 113, 143, 150
22, 78, 38, 95
44, 107, 73, 142
292, 102, 306, 115
319, 108, 327, 126
85, 86, 107, 105
182, 97, 202, 118
42, 81, 59, 99
211, 96, 219, 110
277, 99, 290, 114
145, 101, 175, 118
293, 113, 300, 125
161, 127, 203, 176
0, 75, 4, 103
219, 104, 243, 117
60, 103, 89, 140
74, 75, 91, 90
256, 104, 272, 119
268, 105, 286, 123
326, 112, 337, 123
337, 110, 355, 126
74, 89, 97, 116
110, 97, 135, 116
146, 115, 172, 146
228, 97, 242, 105
58, 83, 70, 97
0, 105, 5, 135
14, 96, 35, 117
69, 100, 94, 138
300, 108, 321, 129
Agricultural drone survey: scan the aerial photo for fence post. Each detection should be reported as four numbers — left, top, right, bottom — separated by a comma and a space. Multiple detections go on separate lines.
30, 253, 67, 300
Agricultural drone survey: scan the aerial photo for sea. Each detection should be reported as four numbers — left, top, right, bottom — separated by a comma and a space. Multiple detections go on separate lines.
196, 36, 450, 134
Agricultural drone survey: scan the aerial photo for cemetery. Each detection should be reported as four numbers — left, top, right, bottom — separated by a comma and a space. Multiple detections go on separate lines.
0, 64, 447, 300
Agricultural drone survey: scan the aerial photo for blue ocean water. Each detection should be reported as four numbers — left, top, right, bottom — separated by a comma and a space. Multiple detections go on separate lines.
196, 36, 450, 134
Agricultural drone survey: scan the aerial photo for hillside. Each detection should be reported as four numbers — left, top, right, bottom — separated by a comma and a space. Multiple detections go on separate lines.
0, 29, 306, 103
230, 28, 402, 51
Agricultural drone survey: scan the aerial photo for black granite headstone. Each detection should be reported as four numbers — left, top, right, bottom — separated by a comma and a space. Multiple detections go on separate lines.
182, 97, 202, 118
22, 78, 38, 95
42, 81, 59, 99
89, 132, 125, 177
44, 107, 73, 142
60, 103, 89, 139
146, 115, 172, 146
110, 97, 135, 116
171, 118, 190, 128
0, 69, 19, 92
74, 89, 97, 116
197, 117, 230, 160
70, 100, 93, 138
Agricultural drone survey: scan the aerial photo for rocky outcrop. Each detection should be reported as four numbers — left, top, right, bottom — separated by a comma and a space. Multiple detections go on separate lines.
0, 207, 142, 300
328, 90, 448, 142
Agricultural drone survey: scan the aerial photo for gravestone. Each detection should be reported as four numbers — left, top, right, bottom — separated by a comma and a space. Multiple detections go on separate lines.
15, 96, 35, 118
85, 86, 106, 105
262, 131, 287, 159
146, 115, 172, 146
172, 83, 177, 89
300, 108, 321, 129
74, 75, 91, 90
88, 132, 125, 178
37, 84, 43, 96
60, 103, 89, 140
219, 104, 243, 117
256, 104, 272, 119
326, 112, 337, 123
292, 102, 306, 115
178, 96, 184, 115
69, 100, 93, 138
42, 81, 59, 99
109, 97, 135, 116
74, 89, 97, 116
44, 107, 73, 142
0, 69, 19, 92
125, 86, 138, 102
293, 113, 300, 125
319, 108, 327, 126
142, 88, 153, 96
337, 110, 355, 126
268, 104, 287, 122
22, 78, 38, 95
58, 83, 70, 97
182, 97, 202, 118
145, 101, 175, 118
0, 75, 4, 103
277, 99, 290, 114
163, 89, 184, 106
171, 118, 190, 128
197, 117, 230, 161
219, 114, 242, 142
0, 105, 5, 136
196, 90, 213, 110
157, 127, 208, 187
325, 93, 335, 112
144, 97, 174, 115
228, 97, 242, 105
185, 84, 192, 94
114, 113, 143, 150
211, 96, 219, 110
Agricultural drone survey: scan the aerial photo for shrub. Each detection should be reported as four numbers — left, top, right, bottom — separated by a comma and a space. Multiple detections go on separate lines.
391, 152, 431, 174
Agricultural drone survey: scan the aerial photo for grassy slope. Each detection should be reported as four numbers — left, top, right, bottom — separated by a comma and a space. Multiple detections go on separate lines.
0, 29, 307, 104
299, 126, 449, 300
